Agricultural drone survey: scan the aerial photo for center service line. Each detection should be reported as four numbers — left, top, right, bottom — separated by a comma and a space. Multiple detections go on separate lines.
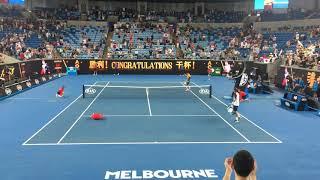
146, 88, 153, 116
57, 82, 110, 144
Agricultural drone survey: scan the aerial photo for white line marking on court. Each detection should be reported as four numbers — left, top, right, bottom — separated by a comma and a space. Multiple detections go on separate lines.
23, 141, 282, 146
10, 98, 51, 100
83, 84, 210, 89
146, 88, 152, 116
96, 81, 183, 84
8, 97, 58, 102
192, 82, 282, 143
82, 114, 220, 117
22, 94, 83, 145
57, 82, 110, 144
185, 83, 250, 142
22, 82, 100, 145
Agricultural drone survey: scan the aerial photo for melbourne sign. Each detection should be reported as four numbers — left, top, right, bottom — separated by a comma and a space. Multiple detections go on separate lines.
104, 169, 218, 179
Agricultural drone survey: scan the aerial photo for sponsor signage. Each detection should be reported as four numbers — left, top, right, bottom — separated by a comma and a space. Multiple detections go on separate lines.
0, 59, 249, 77
104, 169, 218, 180
85, 88, 97, 95
199, 88, 210, 95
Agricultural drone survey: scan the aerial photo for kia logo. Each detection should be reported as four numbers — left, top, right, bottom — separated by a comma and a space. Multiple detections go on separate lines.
85, 88, 97, 95
199, 88, 210, 95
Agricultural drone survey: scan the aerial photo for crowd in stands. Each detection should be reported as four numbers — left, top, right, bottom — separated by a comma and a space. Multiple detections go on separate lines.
283, 73, 320, 102
0, 5, 24, 18
34, 7, 80, 20
257, 25, 320, 70
0, 5, 319, 71
0, 18, 54, 60
177, 25, 257, 60
33, 6, 247, 23
109, 23, 175, 59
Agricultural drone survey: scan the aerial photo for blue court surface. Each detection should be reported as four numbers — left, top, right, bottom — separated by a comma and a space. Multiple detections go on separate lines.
1, 75, 319, 180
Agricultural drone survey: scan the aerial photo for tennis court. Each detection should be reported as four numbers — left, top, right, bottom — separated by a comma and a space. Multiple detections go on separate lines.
22, 80, 280, 146
3, 75, 320, 180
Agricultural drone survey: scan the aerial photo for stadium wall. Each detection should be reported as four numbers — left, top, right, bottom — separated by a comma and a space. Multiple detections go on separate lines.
254, 18, 320, 31
178, 22, 243, 28
290, 0, 320, 10
27, 0, 253, 12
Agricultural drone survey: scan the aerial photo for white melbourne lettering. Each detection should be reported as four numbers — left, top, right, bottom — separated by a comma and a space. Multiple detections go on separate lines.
85, 88, 96, 95
104, 169, 218, 179
105, 171, 121, 179
199, 88, 210, 95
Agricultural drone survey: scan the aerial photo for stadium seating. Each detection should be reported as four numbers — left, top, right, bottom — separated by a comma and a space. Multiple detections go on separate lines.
111, 26, 175, 59
56, 26, 106, 59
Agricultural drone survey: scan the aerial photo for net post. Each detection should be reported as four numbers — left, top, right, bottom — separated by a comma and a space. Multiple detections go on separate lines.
82, 85, 85, 98
209, 85, 212, 98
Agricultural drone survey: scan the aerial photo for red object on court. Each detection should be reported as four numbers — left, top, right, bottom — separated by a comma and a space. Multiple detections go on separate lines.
240, 91, 246, 101
91, 113, 104, 120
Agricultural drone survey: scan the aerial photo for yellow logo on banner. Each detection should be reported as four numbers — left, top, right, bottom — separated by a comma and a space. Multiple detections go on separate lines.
0, 66, 15, 78
307, 72, 316, 88
207, 61, 212, 69
89, 60, 106, 70
176, 61, 195, 70
111, 61, 173, 70
307, 71, 320, 88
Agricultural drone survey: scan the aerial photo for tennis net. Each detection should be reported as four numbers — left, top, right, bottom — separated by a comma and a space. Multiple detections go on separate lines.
82, 84, 212, 99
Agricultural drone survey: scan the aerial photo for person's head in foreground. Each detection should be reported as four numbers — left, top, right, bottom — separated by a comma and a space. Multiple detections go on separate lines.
223, 150, 257, 180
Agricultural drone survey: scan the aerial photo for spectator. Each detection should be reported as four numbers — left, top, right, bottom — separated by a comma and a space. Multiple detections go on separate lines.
223, 150, 257, 180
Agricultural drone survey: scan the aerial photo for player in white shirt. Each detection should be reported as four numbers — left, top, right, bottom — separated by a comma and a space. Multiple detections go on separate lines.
232, 88, 241, 123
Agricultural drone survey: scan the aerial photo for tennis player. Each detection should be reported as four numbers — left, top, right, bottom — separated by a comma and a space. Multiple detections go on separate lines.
208, 67, 213, 80
93, 62, 98, 76
185, 72, 192, 91
56, 86, 65, 98
232, 88, 240, 123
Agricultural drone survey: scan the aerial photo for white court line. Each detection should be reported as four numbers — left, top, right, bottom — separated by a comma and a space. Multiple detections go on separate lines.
96, 81, 182, 84
57, 82, 110, 144
192, 82, 282, 143
23, 141, 282, 146
82, 114, 220, 117
22, 82, 100, 145
83, 85, 210, 89
186, 85, 250, 142
146, 88, 152, 116
10, 98, 52, 100
22, 94, 82, 145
